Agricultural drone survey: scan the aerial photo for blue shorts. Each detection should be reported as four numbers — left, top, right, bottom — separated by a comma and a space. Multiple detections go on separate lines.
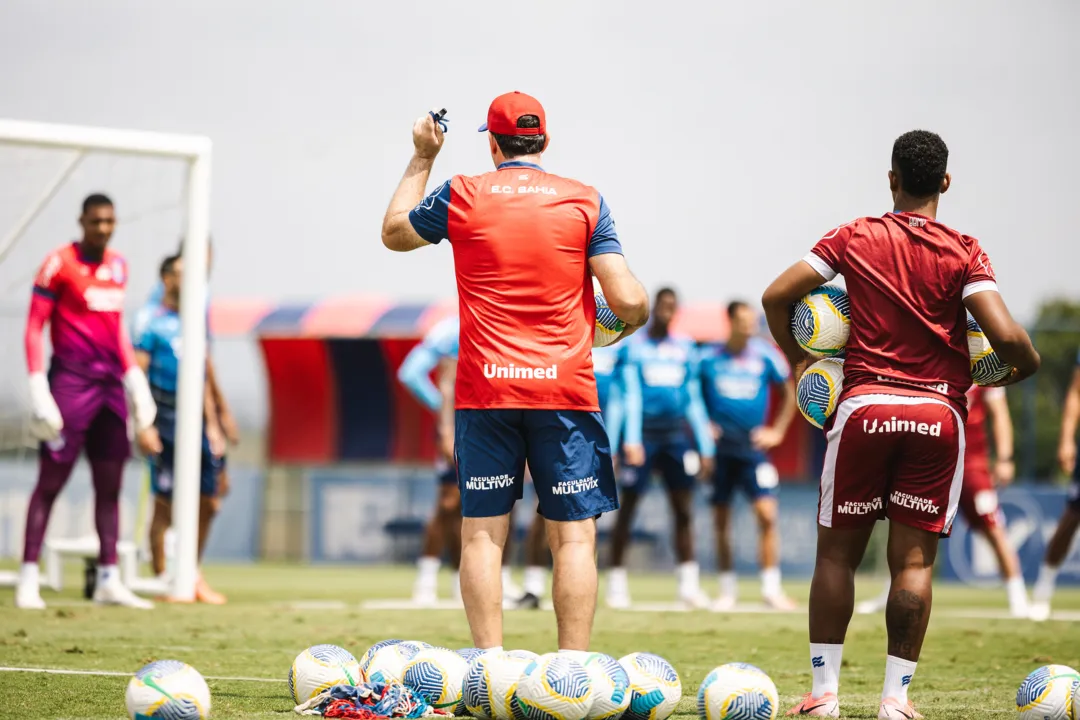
619, 435, 698, 492
1069, 463, 1080, 513
455, 409, 617, 522
712, 452, 779, 505
150, 435, 222, 498
436, 459, 457, 486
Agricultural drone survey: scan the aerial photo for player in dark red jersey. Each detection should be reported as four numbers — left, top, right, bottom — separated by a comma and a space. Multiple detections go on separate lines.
382, 93, 649, 651
18, 194, 160, 610
1030, 350, 1080, 621
763, 131, 1040, 719
857, 386, 1028, 617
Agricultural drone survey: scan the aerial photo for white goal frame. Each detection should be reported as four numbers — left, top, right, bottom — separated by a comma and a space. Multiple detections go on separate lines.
0, 118, 212, 602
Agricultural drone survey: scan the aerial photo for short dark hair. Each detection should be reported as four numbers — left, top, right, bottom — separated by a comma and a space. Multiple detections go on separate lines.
82, 193, 113, 214
727, 300, 750, 319
891, 130, 949, 198
492, 115, 545, 159
159, 253, 180, 278
655, 287, 677, 304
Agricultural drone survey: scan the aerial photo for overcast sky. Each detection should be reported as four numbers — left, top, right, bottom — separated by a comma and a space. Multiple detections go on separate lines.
0, 0, 1077, 423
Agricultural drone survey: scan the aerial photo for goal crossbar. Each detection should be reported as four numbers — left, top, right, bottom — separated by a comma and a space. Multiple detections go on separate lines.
0, 118, 213, 603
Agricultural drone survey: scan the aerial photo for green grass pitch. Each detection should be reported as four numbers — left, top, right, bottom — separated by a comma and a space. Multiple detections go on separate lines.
0, 564, 1078, 718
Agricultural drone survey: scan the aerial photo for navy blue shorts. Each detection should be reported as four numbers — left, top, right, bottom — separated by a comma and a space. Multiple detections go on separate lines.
455, 409, 617, 522
436, 459, 457, 486
150, 435, 222, 498
1070, 463, 1080, 513
619, 435, 698, 492
712, 452, 779, 505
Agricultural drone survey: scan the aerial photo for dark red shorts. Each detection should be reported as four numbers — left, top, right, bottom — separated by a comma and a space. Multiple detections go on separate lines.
958, 460, 1003, 531
43, 367, 130, 464
819, 393, 964, 535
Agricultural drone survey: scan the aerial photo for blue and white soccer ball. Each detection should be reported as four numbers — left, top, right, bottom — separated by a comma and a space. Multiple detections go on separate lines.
593, 276, 626, 348
967, 315, 1012, 386
618, 653, 682, 720
1016, 665, 1080, 720
515, 653, 595, 720
458, 647, 488, 664
797, 357, 845, 429
1073, 679, 1080, 720
561, 651, 630, 720
288, 644, 361, 704
402, 647, 469, 713
126, 660, 211, 719
361, 640, 430, 684
357, 638, 402, 675
463, 650, 539, 720
697, 663, 777, 720
791, 285, 850, 358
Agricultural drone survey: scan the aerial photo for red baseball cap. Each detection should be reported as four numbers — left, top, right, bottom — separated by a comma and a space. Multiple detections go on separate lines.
478, 91, 546, 136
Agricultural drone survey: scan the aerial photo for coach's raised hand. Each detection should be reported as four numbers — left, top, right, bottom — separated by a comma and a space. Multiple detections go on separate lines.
412, 110, 445, 160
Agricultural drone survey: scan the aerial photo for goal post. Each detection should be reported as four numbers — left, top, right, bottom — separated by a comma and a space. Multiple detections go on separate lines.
0, 118, 212, 602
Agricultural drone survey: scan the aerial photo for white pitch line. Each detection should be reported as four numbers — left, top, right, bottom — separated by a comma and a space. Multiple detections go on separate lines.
0, 666, 284, 683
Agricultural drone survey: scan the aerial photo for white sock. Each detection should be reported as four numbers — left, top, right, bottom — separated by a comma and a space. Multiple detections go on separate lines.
718, 571, 737, 600
677, 561, 700, 597
501, 566, 515, 590
1033, 564, 1059, 604
452, 571, 462, 600
608, 567, 629, 595
96, 564, 118, 585
761, 566, 782, 598
882, 655, 917, 703
481, 645, 503, 653
19, 562, 40, 589
416, 556, 440, 586
523, 566, 546, 597
1006, 575, 1029, 613
809, 643, 843, 697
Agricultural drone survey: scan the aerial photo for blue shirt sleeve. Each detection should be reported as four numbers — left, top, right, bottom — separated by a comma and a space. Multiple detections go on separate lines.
408, 180, 452, 245
765, 345, 791, 384
588, 195, 623, 258
621, 347, 643, 446
685, 348, 716, 457
134, 322, 156, 355
397, 342, 444, 412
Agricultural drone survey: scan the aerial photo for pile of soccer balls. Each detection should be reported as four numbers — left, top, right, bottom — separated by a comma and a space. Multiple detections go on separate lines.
284, 640, 782, 720
791, 284, 1013, 429
1015, 664, 1080, 720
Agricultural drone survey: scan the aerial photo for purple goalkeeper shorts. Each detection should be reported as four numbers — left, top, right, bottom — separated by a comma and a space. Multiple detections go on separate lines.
43, 363, 130, 464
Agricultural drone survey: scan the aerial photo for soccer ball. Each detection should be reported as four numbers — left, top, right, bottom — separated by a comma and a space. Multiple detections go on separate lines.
464, 650, 538, 720
362, 640, 431, 684
516, 653, 595, 720
358, 638, 402, 673
790, 285, 850, 358
1016, 665, 1080, 720
288, 644, 361, 704
561, 651, 630, 720
797, 358, 845, 429
126, 660, 211, 719
697, 663, 778, 720
459, 647, 488, 664
1072, 679, 1080, 719
593, 276, 626, 348
402, 647, 469, 713
618, 653, 681, 720
967, 315, 1012, 385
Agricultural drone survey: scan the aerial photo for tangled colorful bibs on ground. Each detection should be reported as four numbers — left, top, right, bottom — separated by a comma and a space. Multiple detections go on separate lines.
294, 682, 452, 718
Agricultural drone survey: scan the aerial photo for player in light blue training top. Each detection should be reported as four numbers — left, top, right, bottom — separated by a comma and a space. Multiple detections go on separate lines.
606, 287, 715, 609
133, 254, 225, 599
398, 315, 462, 606
699, 300, 797, 611
593, 345, 625, 450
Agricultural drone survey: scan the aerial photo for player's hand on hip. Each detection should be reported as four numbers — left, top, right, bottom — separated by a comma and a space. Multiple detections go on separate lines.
412, 111, 445, 160
751, 425, 784, 451
27, 372, 63, 442
623, 443, 646, 467
994, 458, 1016, 485
1058, 437, 1077, 475
136, 426, 163, 456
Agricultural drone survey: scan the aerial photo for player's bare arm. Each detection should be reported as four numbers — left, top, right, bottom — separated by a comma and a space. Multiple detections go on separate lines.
206, 357, 239, 445
382, 113, 446, 252
762, 260, 826, 370
133, 349, 163, 455
1058, 367, 1080, 474
985, 389, 1016, 484
589, 252, 649, 336
753, 377, 796, 451
964, 290, 1040, 384
203, 359, 226, 458
437, 358, 457, 465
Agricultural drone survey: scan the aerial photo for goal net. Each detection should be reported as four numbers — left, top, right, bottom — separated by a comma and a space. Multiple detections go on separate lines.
0, 119, 211, 601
